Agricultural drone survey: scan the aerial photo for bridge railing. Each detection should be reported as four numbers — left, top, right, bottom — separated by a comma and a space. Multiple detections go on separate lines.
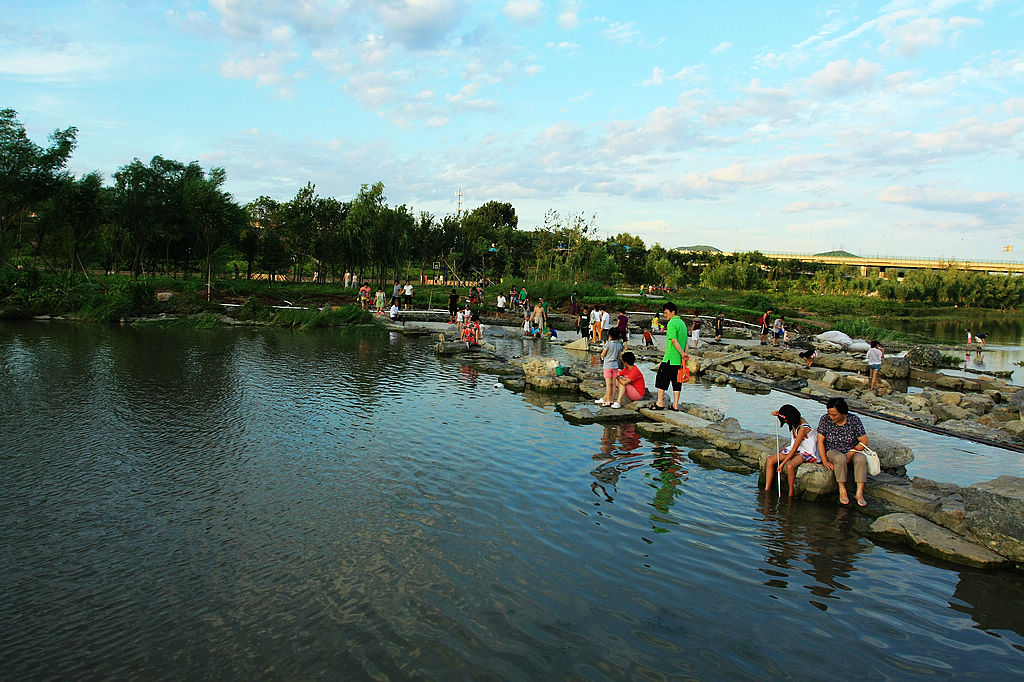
754, 252, 1024, 268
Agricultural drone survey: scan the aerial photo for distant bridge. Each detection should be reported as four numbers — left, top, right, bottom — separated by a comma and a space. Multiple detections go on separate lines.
720, 252, 1024, 275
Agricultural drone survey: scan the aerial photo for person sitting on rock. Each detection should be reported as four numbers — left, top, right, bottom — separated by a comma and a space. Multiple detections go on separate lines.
611, 351, 646, 409
763, 404, 819, 497
817, 397, 870, 506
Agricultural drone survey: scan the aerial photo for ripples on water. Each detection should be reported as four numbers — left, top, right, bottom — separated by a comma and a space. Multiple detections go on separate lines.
2, 323, 1023, 680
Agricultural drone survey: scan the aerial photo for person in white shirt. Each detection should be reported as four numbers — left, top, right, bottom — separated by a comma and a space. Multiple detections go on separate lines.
496, 293, 506, 318
600, 308, 611, 341
865, 340, 884, 390
402, 281, 414, 310
389, 302, 402, 325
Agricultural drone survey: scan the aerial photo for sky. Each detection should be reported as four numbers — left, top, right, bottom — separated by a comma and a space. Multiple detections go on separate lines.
2, 0, 1023, 261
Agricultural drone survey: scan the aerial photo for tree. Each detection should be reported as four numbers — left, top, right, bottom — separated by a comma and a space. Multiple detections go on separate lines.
0, 109, 78, 264
183, 167, 245, 298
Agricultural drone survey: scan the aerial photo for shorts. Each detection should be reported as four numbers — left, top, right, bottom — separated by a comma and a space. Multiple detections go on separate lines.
775, 330, 784, 338
404, 294, 412, 304
868, 363, 881, 371
760, 324, 769, 334
655, 362, 682, 391
448, 305, 458, 315
623, 385, 643, 402
603, 368, 618, 379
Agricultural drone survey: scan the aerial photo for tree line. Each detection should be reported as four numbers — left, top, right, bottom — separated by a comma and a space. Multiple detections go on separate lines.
2, 108, 1021, 308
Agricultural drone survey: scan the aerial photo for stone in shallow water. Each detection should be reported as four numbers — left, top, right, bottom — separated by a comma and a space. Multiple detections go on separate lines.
555, 401, 642, 425
865, 513, 1007, 568
961, 476, 1024, 563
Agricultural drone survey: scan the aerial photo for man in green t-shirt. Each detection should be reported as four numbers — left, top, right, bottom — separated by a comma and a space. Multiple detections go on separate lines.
653, 301, 688, 410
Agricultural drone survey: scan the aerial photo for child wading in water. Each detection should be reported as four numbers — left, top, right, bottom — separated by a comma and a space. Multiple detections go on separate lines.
764, 404, 820, 497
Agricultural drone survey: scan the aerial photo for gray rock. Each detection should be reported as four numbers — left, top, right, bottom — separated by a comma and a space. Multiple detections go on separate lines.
500, 377, 526, 392
676, 402, 727, 422
961, 476, 1024, 563
934, 374, 965, 390
907, 345, 943, 368
1007, 389, 1024, 409
526, 374, 581, 391
867, 433, 914, 469
938, 419, 1022, 444
555, 401, 642, 425
880, 356, 910, 379
931, 403, 971, 422
865, 475, 965, 533
865, 513, 1007, 568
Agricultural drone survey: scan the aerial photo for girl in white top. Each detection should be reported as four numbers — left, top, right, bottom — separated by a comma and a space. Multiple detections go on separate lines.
764, 404, 820, 497
865, 340, 884, 390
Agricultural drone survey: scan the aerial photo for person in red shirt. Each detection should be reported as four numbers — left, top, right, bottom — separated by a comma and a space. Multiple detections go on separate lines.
611, 352, 646, 409
757, 308, 773, 345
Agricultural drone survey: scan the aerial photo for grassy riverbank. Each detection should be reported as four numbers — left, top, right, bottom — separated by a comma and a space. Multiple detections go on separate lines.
0, 267, 997, 342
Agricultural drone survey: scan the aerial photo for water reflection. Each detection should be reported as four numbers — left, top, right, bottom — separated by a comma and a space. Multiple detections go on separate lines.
755, 497, 866, 610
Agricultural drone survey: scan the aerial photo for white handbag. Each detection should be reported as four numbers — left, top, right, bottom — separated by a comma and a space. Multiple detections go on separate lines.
862, 446, 881, 476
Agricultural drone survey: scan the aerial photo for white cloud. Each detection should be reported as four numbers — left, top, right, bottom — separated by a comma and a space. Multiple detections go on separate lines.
877, 10, 983, 57
809, 58, 883, 95
0, 47, 114, 81
642, 66, 664, 87
879, 185, 1019, 225
710, 41, 732, 55
603, 21, 639, 45
220, 51, 301, 95
375, 0, 465, 49
557, 1, 580, 29
503, 0, 542, 24
782, 200, 846, 213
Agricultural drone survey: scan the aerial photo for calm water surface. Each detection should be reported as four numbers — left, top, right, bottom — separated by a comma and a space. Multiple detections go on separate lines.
2, 323, 1023, 680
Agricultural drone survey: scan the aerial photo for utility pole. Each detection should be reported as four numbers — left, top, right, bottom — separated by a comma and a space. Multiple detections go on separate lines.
455, 188, 463, 217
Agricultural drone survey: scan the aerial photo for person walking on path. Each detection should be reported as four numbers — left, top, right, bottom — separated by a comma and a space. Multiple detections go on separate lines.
758, 309, 773, 345
652, 302, 687, 411
496, 292, 506, 319
866, 340, 884, 390
374, 286, 385, 315
591, 306, 603, 344
817, 397, 870, 507
714, 313, 724, 342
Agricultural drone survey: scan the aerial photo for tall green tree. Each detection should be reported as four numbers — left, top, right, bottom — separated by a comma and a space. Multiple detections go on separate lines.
0, 109, 78, 264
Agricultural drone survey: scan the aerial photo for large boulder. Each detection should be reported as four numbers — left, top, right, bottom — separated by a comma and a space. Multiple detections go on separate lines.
938, 419, 1022, 444
880, 356, 911, 380
907, 345, 943, 368
526, 374, 581, 391
865, 513, 1007, 568
931, 403, 971, 422
961, 476, 1024, 562
865, 475, 965, 533
1007, 389, 1024, 410
867, 433, 914, 469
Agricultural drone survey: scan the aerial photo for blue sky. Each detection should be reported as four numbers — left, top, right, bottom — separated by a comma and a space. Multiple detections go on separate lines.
3, 0, 1022, 260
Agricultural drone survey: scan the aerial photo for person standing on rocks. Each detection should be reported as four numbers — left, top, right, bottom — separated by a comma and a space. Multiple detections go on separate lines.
596, 328, 625, 407
817, 397, 870, 507
866, 340, 884, 391
652, 302, 687, 411
617, 308, 629, 342
764, 404, 819, 497
402, 280, 414, 310
447, 288, 460, 323
758, 309, 773, 345
714, 313, 724, 342
690, 313, 701, 349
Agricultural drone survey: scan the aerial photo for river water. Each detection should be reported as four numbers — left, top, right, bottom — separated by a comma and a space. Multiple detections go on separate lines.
2, 322, 1023, 680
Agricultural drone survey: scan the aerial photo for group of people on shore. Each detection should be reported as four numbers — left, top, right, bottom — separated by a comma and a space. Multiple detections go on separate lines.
763, 398, 872, 507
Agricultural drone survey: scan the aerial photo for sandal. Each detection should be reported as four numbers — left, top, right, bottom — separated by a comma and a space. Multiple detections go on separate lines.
839, 496, 850, 505
648, 404, 665, 411
670, 404, 680, 411
856, 497, 867, 507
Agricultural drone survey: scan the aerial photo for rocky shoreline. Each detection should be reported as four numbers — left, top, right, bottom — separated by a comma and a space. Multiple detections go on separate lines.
428, 324, 1024, 571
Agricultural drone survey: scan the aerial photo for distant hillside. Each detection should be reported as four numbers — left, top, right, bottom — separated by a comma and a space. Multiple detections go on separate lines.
814, 250, 860, 258
674, 245, 722, 253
